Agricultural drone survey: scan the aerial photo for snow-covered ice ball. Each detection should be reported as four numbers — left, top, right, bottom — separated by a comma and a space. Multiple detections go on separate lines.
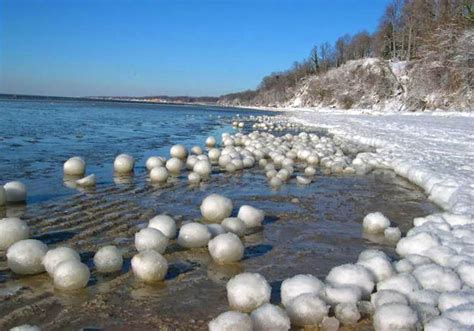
208, 311, 252, 331
165, 157, 183, 175
200, 194, 233, 222
443, 303, 474, 326
9, 324, 41, 331
377, 273, 421, 296
323, 285, 362, 306
304, 166, 316, 176
358, 249, 389, 261
191, 145, 203, 155
438, 290, 474, 312
148, 214, 177, 239
373, 303, 419, 331
208, 148, 221, 161
4, 181, 27, 203
396, 232, 440, 257
407, 289, 439, 306
227, 272, 271, 312
357, 255, 394, 282
237, 205, 265, 228
250, 303, 291, 331
135, 227, 168, 254
145, 156, 165, 170
53, 260, 90, 290
384, 227, 401, 243
362, 212, 390, 234
0, 186, 5, 206
131, 250, 168, 283
0, 217, 29, 250
7, 239, 48, 275
285, 293, 329, 327
326, 264, 375, 298
207, 224, 226, 238
42, 246, 80, 276
150, 166, 169, 183
413, 264, 461, 292
194, 160, 212, 177
113, 154, 135, 173
371, 290, 408, 308
270, 176, 283, 188
456, 261, 474, 287
94, 245, 123, 273
76, 174, 96, 187
209, 233, 244, 264
281, 274, 324, 307
221, 217, 246, 237
63, 156, 86, 176
335, 302, 360, 325
188, 172, 201, 184
206, 136, 217, 147
170, 144, 187, 160
177, 222, 211, 248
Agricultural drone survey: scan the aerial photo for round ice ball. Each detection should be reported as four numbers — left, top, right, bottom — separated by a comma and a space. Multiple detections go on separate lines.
188, 172, 201, 184
0, 186, 5, 206
131, 250, 168, 283
326, 264, 375, 298
208, 233, 244, 264
362, 212, 390, 234
42, 246, 80, 276
206, 136, 217, 147
208, 148, 221, 161
323, 285, 362, 306
237, 205, 265, 228
177, 222, 211, 248
150, 166, 169, 183
191, 145, 203, 155
227, 272, 271, 312
200, 194, 233, 222
194, 160, 212, 177
373, 303, 418, 331
285, 293, 329, 327
335, 302, 361, 325
114, 154, 135, 173
145, 156, 165, 171
170, 144, 187, 160
281, 274, 324, 307
53, 260, 90, 290
94, 245, 123, 273
7, 239, 48, 275
135, 227, 168, 254
208, 311, 252, 331
0, 217, 29, 250
221, 217, 246, 237
251, 303, 291, 331
4, 181, 27, 203
165, 157, 183, 175
63, 156, 86, 176
148, 214, 177, 239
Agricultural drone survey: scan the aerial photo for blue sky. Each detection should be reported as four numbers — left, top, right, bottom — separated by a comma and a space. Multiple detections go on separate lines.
0, 0, 390, 97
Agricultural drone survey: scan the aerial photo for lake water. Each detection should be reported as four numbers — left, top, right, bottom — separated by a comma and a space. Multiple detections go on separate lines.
0, 98, 438, 330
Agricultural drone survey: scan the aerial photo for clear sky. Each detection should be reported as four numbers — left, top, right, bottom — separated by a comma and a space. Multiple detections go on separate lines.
0, 0, 391, 97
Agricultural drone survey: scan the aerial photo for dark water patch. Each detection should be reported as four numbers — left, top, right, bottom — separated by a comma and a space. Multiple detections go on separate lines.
243, 244, 273, 260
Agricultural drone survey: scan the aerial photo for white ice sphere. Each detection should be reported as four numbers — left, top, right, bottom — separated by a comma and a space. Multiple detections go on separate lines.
251, 303, 291, 331
456, 261, 474, 287
413, 264, 461, 292
281, 274, 324, 307
135, 227, 168, 254
357, 255, 394, 282
326, 264, 375, 298
200, 194, 233, 222
237, 205, 265, 228
188, 172, 201, 184
407, 289, 439, 306
335, 302, 360, 325
206, 136, 217, 147
285, 293, 329, 327
113, 154, 135, 173
165, 157, 183, 174
305, 166, 316, 176
443, 303, 474, 326
209, 233, 244, 264
362, 212, 390, 234
377, 273, 421, 296
76, 174, 96, 187
9, 325, 41, 331
358, 249, 389, 261
227, 272, 271, 312
208, 148, 221, 161
0, 186, 5, 206
207, 224, 226, 238
4, 181, 27, 202
384, 227, 401, 243
63, 156, 86, 176
170, 144, 187, 160
191, 145, 203, 155
194, 160, 212, 177
131, 250, 168, 283
373, 303, 418, 331
177, 222, 211, 248
0, 217, 29, 250
208, 311, 252, 331
323, 285, 362, 306
221, 217, 246, 237
42, 246, 80, 276
296, 176, 312, 185
148, 214, 177, 239
94, 245, 123, 273
270, 176, 283, 188
371, 290, 408, 308
7, 239, 48, 275
145, 156, 164, 170
438, 290, 474, 312
150, 166, 169, 183
53, 260, 90, 290
396, 232, 440, 257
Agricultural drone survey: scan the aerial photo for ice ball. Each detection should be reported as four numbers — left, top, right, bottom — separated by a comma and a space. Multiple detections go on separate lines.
326, 264, 375, 298
0, 217, 29, 250
135, 227, 168, 254
148, 214, 177, 239
53, 260, 90, 290
194, 160, 212, 177
42, 246, 80, 276
177, 222, 211, 248
7, 239, 48, 275
94, 245, 123, 273
63, 156, 86, 176
221, 217, 246, 237
165, 157, 183, 175
285, 293, 329, 327
200, 194, 233, 222
145, 156, 165, 170
362, 212, 390, 234
208, 233, 244, 264
281, 274, 324, 307
208, 311, 252, 331
150, 166, 169, 183
4, 181, 27, 203
131, 250, 168, 283
250, 303, 291, 331
114, 154, 135, 173
227, 272, 271, 312
335, 302, 360, 325
237, 205, 265, 228
373, 303, 418, 331
170, 144, 187, 160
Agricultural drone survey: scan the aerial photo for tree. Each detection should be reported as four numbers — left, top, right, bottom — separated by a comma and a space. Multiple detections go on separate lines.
310, 45, 320, 73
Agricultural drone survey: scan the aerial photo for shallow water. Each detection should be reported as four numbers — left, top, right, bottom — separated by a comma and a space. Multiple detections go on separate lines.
0, 98, 439, 330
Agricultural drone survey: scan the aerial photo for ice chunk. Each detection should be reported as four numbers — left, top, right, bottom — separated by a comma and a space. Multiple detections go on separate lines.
53, 260, 90, 290
237, 205, 265, 228
373, 303, 419, 331
377, 273, 421, 296
357, 255, 394, 282
208, 233, 244, 264
208, 311, 252, 331
396, 232, 440, 257
334, 302, 360, 325
7, 239, 48, 275
456, 261, 474, 287
281, 274, 324, 307
227, 272, 271, 312
326, 264, 375, 298
362, 212, 390, 234
0, 218, 29, 250
285, 293, 329, 327
371, 290, 408, 308
323, 285, 362, 306
413, 264, 462, 292
250, 303, 290, 331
